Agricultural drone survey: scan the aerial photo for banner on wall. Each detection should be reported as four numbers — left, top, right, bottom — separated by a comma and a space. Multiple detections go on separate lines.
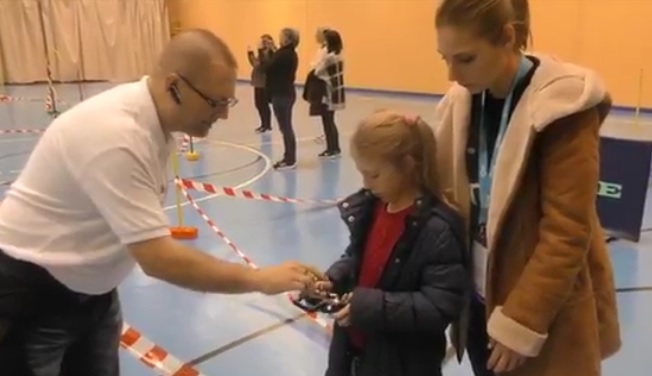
596, 136, 652, 242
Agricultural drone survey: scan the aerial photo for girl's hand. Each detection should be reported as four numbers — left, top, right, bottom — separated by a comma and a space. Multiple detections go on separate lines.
331, 292, 353, 326
332, 304, 351, 326
487, 338, 526, 373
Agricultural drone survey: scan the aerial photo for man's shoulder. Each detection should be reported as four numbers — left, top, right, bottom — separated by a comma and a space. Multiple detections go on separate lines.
53, 110, 148, 154
44, 82, 159, 173
52, 83, 153, 148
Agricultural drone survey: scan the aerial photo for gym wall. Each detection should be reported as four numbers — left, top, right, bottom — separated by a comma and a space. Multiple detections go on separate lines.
171, 0, 652, 110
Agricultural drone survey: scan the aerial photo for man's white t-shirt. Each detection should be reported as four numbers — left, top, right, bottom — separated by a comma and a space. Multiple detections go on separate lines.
0, 77, 174, 295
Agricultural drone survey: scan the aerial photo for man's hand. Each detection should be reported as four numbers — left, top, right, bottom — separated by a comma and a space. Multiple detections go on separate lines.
252, 262, 325, 295
130, 236, 328, 295
302, 280, 333, 299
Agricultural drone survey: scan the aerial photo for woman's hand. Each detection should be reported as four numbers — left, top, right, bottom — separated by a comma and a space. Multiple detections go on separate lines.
487, 338, 527, 373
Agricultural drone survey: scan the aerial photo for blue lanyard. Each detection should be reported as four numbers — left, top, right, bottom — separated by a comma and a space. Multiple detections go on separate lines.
477, 56, 533, 224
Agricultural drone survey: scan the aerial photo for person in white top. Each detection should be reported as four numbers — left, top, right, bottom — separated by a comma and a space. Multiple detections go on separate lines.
310, 27, 328, 144
0, 29, 324, 376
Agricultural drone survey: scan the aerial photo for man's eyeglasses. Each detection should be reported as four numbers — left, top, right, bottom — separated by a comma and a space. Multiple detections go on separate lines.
177, 73, 238, 108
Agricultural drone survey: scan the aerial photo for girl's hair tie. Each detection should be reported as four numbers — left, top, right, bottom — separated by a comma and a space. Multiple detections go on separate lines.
404, 114, 420, 125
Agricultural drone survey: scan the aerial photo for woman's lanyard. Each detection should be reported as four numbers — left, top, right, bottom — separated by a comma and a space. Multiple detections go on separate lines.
477, 55, 533, 225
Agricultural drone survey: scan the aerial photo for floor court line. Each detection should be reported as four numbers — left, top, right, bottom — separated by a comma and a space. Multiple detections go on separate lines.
163, 140, 271, 211
203, 132, 347, 150
165, 156, 263, 185
239, 133, 352, 149
186, 312, 308, 366
0, 151, 31, 161
615, 286, 652, 293
186, 310, 457, 369
190, 156, 263, 179
0, 141, 269, 209
0, 137, 36, 144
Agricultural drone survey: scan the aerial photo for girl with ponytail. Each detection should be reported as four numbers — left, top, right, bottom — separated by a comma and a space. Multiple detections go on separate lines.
308, 110, 468, 376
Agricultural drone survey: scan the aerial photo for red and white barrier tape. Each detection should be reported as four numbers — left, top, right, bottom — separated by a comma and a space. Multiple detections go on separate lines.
0, 94, 41, 103
178, 183, 333, 332
179, 178, 340, 206
0, 94, 67, 105
177, 135, 190, 153
0, 128, 45, 135
117, 176, 336, 375
121, 324, 205, 376
177, 134, 205, 153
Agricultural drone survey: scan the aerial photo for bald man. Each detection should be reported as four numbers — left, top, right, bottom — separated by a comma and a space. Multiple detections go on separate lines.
0, 29, 323, 375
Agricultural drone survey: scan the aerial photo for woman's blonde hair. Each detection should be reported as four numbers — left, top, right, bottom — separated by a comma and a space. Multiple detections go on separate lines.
435, 0, 532, 51
351, 110, 447, 202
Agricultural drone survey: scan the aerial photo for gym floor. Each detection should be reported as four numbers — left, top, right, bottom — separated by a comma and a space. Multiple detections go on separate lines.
1, 82, 650, 375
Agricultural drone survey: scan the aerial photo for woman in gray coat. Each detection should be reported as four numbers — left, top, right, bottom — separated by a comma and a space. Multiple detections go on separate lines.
247, 34, 275, 133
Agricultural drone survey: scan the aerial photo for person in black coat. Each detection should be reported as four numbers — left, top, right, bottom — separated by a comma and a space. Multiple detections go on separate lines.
305, 110, 470, 376
261, 27, 300, 170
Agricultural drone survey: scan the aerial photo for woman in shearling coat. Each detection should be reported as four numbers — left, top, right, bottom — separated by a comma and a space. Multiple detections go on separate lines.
433, 0, 621, 375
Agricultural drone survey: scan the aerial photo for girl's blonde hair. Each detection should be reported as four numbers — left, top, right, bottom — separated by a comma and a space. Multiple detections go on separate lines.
351, 110, 448, 202
435, 0, 532, 51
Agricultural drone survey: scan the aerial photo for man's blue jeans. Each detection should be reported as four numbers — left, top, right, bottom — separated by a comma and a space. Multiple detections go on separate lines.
0, 250, 122, 376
